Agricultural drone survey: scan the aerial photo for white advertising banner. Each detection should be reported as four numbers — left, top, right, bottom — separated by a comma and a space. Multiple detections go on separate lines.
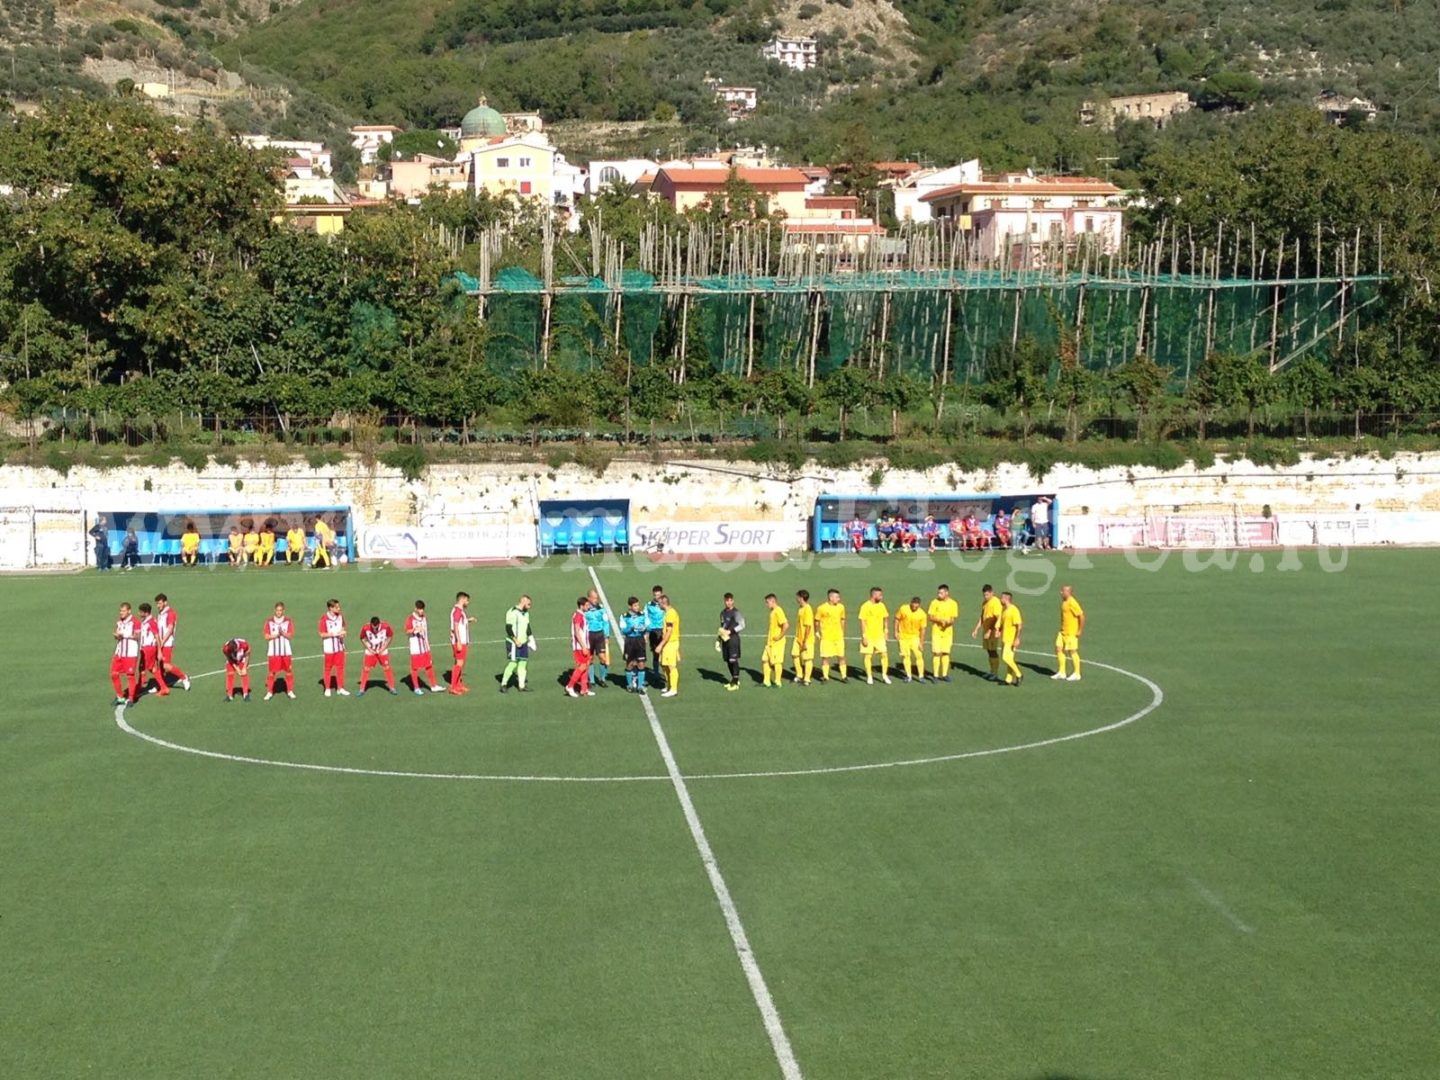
631, 519, 806, 554
360, 524, 538, 561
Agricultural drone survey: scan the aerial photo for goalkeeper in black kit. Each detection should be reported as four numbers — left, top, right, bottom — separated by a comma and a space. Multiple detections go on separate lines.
717, 592, 745, 691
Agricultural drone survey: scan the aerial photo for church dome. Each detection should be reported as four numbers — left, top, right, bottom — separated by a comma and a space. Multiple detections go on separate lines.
460, 100, 506, 139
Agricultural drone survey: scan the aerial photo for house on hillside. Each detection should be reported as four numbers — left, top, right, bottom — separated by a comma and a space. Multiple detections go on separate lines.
762, 35, 818, 71
712, 85, 759, 121
350, 124, 403, 166
893, 160, 983, 223
645, 166, 811, 216
1315, 92, 1377, 124
921, 172, 1125, 265
239, 136, 332, 176
1080, 92, 1192, 130
389, 154, 470, 199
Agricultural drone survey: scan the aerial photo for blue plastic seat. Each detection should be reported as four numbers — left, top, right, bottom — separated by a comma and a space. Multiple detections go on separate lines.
614, 527, 628, 553
583, 527, 601, 552
553, 528, 570, 554
600, 528, 616, 550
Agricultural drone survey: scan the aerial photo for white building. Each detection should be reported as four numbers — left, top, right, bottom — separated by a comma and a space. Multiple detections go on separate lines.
349, 124, 403, 166
892, 160, 983, 224
239, 135, 332, 177
921, 172, 1126, 264
713, 85, 758, 121
762, 36, 818, 72
586, 158, 660, 195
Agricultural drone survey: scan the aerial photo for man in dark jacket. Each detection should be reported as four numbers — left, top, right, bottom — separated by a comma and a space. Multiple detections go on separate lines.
717, 593, 745, 691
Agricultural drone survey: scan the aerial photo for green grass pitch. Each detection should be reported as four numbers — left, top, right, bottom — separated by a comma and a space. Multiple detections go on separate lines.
3, 548, 1438, 1078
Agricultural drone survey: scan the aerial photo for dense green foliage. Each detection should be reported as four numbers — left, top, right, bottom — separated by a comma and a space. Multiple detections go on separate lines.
4, 99, 1440, 473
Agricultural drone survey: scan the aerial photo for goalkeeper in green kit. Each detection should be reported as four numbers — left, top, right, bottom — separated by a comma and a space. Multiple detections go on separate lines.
499, 594, 535, 693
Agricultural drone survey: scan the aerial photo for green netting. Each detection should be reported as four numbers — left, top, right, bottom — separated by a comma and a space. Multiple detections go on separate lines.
473, 271, 1386, 384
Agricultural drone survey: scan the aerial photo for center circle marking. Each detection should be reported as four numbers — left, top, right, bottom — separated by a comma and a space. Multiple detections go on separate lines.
113, 642, 1164, 783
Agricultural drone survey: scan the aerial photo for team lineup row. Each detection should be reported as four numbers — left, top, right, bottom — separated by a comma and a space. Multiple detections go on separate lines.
108, 584, 1087, 704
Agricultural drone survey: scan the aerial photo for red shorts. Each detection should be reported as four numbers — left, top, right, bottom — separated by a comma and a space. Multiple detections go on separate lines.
362, 655, 391, 672
452, 645, 468, 663
110, 656, 137, 676
410, 652, 433, 671
141, 647, 159, 671
572, 649, 589, 666
160, 646, 175, 664
323, 652, 345, 671
268, 656, 293, 674
226, 661, 248, 674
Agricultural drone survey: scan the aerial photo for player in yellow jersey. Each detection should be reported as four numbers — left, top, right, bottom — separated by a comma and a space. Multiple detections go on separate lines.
894, 596, 928, 683
814, 588, 848, 682
1052, 584, 1085, 682
658, 594, 682, 698
927, 583, 959, 682
970, 583, 1004, 681
285, 521, 307, 565
857, 586, 892, 685
999, 590, 1024, 686
792, 589, 815, 685
761, 594, 789, 687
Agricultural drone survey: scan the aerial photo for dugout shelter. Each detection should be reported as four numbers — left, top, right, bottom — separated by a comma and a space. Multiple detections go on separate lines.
538, 499, 630, 555
91, 505, 355, 565
812, 492, 1058, 552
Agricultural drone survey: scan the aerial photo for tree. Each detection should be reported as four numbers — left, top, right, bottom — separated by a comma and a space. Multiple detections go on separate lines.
820, 365, 874, 440
877, 371, 926, 438
981, 338, 1048, 442
752, 369, 813, 440
1114, 353, 1167, 441
1278, 355, 1338, 439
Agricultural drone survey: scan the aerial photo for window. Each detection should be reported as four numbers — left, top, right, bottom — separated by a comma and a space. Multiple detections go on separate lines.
496, 157, 510, 168
1029, 221, 1039, 235
599, 166, 620, 185
1085, 217, 1095, 233
520, 181, 532, 195
519, 156, 532, 168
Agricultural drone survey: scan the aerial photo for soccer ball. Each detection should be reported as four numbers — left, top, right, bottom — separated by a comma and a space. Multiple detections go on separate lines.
338, 553, 348, 565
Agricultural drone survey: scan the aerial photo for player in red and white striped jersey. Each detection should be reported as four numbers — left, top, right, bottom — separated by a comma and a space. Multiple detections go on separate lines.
565, 596, 594, 698
111, 603, 141, 705
448, 591, 474, 695
263, 602, 296, 700
358, 616, 398, 696
318, 598, 350, 697
404, 600, 441, 695
136, 602, 168, 698
152, 593, 190, 691
222, 637, 251, 701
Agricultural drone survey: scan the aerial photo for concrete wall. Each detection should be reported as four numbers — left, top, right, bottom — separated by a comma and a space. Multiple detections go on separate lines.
7, 451, 1440, 565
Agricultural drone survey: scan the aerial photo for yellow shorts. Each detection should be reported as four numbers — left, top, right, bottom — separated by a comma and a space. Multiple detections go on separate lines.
897, 637, 923, 656
1001, 637, 1018, 656
763, 639, 787, 665
1055, 632, 1079, 652
931, 630, 954, 656
660, 644, 680, 668
819, 637, 844, 659
792, 639, 815, 661
860, 640, 889, 657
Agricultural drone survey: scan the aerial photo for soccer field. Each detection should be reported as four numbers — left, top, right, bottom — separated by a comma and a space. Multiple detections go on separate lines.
3, 547, 1438, 1079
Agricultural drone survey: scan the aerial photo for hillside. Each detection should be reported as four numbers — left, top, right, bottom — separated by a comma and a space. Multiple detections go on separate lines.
214, 0, 1440, 169
0, 0, 352, 154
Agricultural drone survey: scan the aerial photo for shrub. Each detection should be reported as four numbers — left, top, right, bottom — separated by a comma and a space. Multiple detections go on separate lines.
380, 445, 429, 482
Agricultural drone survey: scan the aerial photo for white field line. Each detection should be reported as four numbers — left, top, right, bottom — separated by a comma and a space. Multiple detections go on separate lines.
587, 566, 803, 1080
112, 648, 1164, 783
1186, 877, 1256, 934
194, 909, 248, 993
